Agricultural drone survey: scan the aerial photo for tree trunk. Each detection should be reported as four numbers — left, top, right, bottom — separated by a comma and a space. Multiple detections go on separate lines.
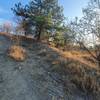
37, 31, 41, 40
97, 53, 100, 67
37, 27, 42, 40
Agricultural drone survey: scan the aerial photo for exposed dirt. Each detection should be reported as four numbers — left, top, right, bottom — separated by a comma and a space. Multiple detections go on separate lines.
0, 35, 66, 100
0, 35, 100, 100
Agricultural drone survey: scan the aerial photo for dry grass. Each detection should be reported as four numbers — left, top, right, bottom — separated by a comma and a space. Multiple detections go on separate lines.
46, 45, 100, 97
50, 56, 100, 96
8, 45, 26, 61
71, 75, 100, 94
0, 32, 11, 38
0, 32, 35, 43
49, 46, 98, 69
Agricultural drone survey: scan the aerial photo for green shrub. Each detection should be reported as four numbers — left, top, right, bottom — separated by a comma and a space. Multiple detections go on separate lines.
53, 32, 65, 47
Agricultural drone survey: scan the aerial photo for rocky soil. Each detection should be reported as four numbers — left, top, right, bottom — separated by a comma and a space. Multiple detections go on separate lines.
0, 35, 66, 100
0, 35, 100, 100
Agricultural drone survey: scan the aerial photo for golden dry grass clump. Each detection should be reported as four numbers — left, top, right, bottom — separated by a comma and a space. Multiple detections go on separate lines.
8, 45, 26, 61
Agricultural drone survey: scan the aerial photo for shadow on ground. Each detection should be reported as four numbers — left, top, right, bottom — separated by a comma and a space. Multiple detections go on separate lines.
0, 35, 100, 100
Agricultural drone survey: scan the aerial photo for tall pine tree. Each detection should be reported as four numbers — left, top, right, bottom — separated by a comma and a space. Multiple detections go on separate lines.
12, 0, 64, 40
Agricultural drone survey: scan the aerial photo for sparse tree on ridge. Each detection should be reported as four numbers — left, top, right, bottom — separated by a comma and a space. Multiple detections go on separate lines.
69, 0, 100, 66
12, 0, 65, 40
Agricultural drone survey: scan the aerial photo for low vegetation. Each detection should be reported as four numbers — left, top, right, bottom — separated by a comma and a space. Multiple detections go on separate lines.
49, 55, 100, 98
0, 0, 100, 99
8, 45, 26, 61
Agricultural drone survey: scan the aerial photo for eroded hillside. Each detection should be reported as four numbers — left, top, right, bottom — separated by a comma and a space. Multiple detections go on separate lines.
0, 35, 100, 100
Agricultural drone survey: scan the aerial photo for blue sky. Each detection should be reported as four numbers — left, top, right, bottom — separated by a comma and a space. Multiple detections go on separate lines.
59, 0, 89, 19
0, 0, 89, 24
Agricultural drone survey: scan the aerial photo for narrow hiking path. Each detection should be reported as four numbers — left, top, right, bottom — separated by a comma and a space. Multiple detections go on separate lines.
0, 35, 38, 100
0, 35, 65, 100
0, 57, 38, 100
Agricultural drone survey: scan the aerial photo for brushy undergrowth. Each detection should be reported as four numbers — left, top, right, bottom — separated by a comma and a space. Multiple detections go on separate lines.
8, 45, 26, 61
50, 57, 100, 97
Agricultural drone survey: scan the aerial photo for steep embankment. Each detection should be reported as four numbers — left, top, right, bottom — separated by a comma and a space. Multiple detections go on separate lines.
0, 35, 65, 100
0, 35, 100, 100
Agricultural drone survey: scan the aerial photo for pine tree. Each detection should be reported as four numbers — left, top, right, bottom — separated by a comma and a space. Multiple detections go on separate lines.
12, 0, 64, 40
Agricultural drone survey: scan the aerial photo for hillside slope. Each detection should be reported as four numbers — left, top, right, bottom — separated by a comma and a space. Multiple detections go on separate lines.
0, 35, 100, 100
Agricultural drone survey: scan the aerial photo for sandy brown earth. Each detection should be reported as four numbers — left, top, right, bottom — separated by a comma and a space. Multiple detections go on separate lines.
0, 35, 100, 100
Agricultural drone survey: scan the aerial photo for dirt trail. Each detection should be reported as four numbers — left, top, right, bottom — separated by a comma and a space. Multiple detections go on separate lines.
0, 36, 38, 100
0, 35, 65, 100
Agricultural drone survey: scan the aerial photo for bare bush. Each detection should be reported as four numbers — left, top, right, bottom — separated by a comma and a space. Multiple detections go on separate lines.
8, 45, 26, 61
